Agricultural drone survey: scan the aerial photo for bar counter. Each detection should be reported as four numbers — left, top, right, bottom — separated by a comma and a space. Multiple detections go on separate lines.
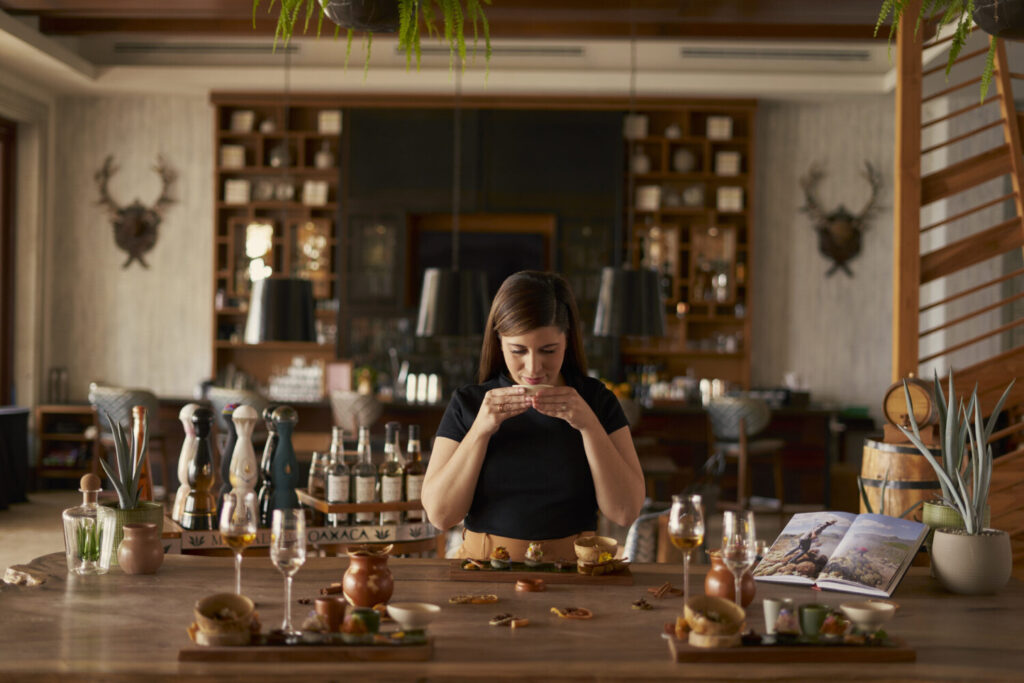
2, 553, 1022, 681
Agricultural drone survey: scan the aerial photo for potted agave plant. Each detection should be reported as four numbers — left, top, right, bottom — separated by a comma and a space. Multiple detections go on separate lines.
99, 415, 165, 565
253, 0, 492, 73
899, 369, 1014, 594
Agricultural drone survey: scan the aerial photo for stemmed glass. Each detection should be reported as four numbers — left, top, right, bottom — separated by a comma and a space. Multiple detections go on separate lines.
721, 510, 757, 606
270, 508, 307, 635
667, 494, 705, 599
219, 491, 258, 595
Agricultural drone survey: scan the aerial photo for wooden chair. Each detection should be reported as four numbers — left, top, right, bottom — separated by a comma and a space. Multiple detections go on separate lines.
88, 383, 170, 501
706, 396, 787, 523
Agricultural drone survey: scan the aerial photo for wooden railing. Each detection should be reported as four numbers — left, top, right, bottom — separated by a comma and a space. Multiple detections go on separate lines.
893, 0, 1024, 569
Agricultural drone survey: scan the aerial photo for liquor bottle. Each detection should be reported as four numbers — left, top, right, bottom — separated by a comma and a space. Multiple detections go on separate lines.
62, 473, 116, 575
352, 425, 377, 525
229, 404, 259, 498
257, 404, 279, 528
378, 421, 404, 525
181, 407, 217, 531
339, 424, 358, 469
403, 424, 427, 523
172, 403, 199, 523
270, 406, 300, 512
326, 427, 348, 526
307, 450, 326, 527
132, 405, 153, 502
218, 403, 239, 504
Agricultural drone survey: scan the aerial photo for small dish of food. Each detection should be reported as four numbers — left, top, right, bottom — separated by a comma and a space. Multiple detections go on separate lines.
524, 542, 545, 567
573, 535, 618, 563
490, 546, 511, 569
387, 602, 441, 632
839, 600, 897, 634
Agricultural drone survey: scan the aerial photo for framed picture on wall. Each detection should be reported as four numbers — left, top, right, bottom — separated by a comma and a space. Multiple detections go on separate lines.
348, 211, 406, 305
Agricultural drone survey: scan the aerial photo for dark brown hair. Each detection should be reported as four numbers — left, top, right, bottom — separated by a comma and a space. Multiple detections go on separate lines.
478, 271, 588, 383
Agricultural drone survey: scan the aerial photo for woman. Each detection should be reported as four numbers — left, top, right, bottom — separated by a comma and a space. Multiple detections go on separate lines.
421, 271, 645, 561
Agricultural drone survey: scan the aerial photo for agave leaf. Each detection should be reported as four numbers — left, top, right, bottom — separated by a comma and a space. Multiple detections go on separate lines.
856, 475, 874, 514
984, 378, 1015, 443
897, 499, 924, 520
897, 422, 967, 520
98, 448, 128, 508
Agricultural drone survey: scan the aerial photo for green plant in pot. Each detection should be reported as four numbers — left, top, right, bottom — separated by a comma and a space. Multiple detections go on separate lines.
899, 370, 1014, 594
253, 0, 492, 74
98, 416, 164, 566
876, 0, 1024, 102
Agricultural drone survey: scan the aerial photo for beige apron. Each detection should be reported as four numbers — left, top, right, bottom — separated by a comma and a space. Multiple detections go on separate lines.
455, 529, 595, 562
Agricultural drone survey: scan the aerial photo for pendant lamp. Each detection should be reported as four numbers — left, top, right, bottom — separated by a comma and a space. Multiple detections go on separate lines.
592, 7, 665, 339
415, 69, 490, 338
244, 277, 317, 343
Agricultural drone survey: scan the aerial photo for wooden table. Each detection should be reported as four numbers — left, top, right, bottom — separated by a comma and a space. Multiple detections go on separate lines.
2, 554, 1022, 681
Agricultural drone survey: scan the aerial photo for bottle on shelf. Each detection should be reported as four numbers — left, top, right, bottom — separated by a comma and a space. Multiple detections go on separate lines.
218, 403, 239, 504
62, 473, 116, 575
326, 430, 351, 527
132, 406, 153, 502
269, 406, 300, 513
352, 425, 377, 525
403, 424, 426, 524
340, 423, 358, 469
307, 450, 327, 527
379, 421, 404, 525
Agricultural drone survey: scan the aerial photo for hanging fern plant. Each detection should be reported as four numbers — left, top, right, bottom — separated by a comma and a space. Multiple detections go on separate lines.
253, 0, 492, 74
875, 0, 1024, 103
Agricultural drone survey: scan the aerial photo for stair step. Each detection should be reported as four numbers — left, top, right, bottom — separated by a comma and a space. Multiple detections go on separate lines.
920, 145, 1013, 205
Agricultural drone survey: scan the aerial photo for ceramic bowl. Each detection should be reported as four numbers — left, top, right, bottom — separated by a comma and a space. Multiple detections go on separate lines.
387, 602, 441, 631
194, 593, 255, 636
684, 595, 745, 636
839, 600, 897, 633
573, 536, 618, 563
517, 384, 553, 396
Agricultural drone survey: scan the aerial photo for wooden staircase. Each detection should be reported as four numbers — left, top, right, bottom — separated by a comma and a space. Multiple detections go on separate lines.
893, 1, 1024, 573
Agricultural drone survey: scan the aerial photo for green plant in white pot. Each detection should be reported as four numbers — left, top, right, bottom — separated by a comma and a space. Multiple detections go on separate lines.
899, 370, 1014, 594
99, 416, 164, 566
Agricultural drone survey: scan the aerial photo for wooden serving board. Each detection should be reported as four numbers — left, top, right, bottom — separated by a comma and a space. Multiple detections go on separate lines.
179, 640, 433, 663
666, 636, 915, 663
447, 560, 634, 585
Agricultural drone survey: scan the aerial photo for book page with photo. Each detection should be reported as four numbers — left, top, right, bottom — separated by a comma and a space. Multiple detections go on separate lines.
753, 511, 855, 586
753, 511, 927, 597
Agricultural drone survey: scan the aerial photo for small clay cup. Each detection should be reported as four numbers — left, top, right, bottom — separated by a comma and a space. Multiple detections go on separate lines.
798, 603, 830, 638
315, 596, 347, 632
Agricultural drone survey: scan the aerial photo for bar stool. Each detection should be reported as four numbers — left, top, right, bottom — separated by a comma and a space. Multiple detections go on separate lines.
706, 396, 787, 522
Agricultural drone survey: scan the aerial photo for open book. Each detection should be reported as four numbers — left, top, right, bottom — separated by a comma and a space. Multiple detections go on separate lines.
753, 511, 928, 598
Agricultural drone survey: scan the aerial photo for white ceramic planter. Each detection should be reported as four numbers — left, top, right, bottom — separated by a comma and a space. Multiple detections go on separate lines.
931, 528, 1012, 595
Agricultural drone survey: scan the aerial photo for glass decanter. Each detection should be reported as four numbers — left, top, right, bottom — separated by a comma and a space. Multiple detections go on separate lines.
62, 473, 116, 575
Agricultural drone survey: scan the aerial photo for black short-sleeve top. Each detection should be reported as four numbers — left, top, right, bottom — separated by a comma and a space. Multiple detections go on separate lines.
435, 373, 629, 540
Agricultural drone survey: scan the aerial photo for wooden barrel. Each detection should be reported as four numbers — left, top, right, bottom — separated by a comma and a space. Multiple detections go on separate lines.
859, 439, 943, 521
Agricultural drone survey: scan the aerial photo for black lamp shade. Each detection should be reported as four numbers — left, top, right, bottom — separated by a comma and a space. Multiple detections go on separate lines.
415, 267, 490, 337
244, 277, 317, 343
592, 266, 666, 337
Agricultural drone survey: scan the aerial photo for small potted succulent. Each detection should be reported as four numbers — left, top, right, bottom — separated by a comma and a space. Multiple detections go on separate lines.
253, 0, 492, 73
899, 369, 1014, 594
99, 415, 165, 564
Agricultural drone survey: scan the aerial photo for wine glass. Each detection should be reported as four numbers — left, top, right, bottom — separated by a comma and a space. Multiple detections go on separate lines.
219, 491, 258, 595
270, 508, 307, 635
667, 494, 705, 599
721, 510, 757, 606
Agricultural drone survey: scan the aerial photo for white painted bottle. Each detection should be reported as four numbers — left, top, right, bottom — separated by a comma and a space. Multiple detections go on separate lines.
229, 404, 259, 497
172, 403, 200, 522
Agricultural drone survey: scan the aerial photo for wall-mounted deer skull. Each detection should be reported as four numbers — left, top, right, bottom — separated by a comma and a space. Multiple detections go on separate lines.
94, 155, 176, 269
799, 161, 882, 277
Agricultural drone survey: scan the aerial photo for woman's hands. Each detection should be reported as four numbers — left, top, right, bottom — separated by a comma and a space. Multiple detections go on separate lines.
476, 386, 531, 435
530, 386, 597, 432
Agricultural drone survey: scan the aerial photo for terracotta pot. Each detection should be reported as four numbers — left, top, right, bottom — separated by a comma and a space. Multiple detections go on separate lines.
117, 522, 164, 574
705, 549, 755, 607
102, 501, 165, 567
931, 528, 1011, 595
342, 549, 394, 607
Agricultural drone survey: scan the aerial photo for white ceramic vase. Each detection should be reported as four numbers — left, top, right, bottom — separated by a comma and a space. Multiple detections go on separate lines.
931, 528, 1012, 595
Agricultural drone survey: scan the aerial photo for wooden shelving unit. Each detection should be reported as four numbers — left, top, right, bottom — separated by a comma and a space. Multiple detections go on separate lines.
35, 405, 98, 483
211, 95, 341, 387
621, 100, 757, 387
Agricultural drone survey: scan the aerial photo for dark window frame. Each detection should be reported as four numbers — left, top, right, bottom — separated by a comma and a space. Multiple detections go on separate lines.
0, 116, 15, 405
